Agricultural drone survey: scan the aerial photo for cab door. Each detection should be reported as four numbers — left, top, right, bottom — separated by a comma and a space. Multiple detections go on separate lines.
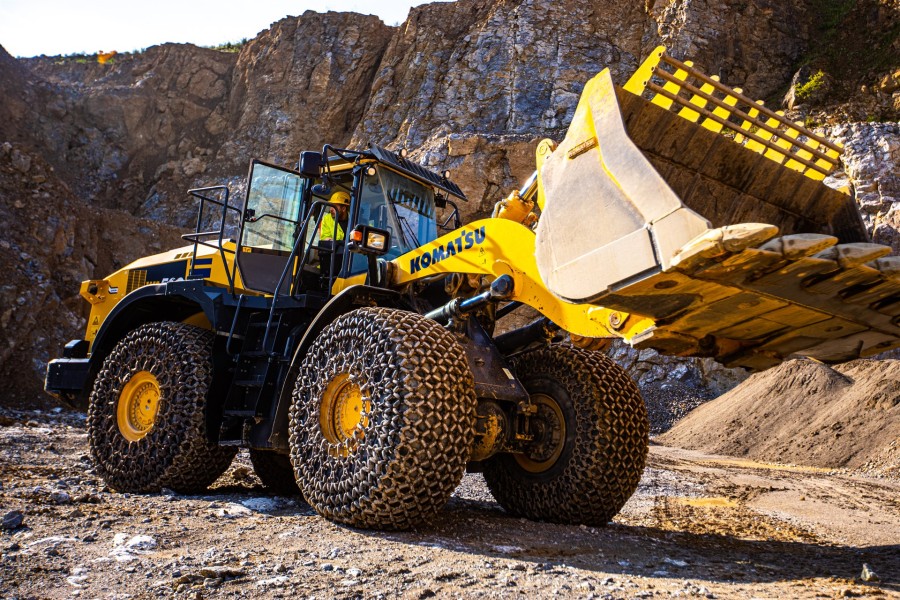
237, 160, 306, 295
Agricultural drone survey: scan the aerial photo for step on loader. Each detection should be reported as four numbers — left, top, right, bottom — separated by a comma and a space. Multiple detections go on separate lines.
45, 47, 900, 530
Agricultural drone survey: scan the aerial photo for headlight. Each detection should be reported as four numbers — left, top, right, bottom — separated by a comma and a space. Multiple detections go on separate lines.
366, 232, 386, 251
347, 225, 391, 257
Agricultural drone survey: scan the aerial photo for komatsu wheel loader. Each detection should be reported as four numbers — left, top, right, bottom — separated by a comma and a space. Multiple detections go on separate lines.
45, 47, 900, 530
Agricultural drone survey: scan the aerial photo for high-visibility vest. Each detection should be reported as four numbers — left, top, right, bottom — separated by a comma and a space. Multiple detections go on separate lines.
320, 211, 344, 242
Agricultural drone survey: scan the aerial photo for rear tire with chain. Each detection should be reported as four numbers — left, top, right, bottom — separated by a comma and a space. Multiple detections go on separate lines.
249, 450, 302, 496
289, 307, 476, 530
87, 321, 237, 493
483, 344, 648, 525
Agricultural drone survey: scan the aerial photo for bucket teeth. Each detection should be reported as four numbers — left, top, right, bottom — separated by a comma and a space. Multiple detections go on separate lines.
720, 223, 781, 252
614, 222, 900, 370
671, 224, 779, 272
757, 234, 838, 260
813, 243, 893, 269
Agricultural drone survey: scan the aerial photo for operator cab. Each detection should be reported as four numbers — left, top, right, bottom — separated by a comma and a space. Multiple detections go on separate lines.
236, 145, 465, 297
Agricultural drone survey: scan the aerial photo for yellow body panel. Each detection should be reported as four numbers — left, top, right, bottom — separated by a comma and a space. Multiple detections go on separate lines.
81, 242, 257, 344
390, 218, 654, 340
332, 273, 367, 295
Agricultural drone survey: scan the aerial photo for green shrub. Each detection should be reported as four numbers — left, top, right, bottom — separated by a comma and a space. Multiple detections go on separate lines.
795, 71, 827, 102
207, 38, 248, 53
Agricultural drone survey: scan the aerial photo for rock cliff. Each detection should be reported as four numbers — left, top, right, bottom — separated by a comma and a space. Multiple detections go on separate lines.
1, 0, 898, 405
352, 0, 818, 218
0, 46, 37, 146
0, 142, 183, 406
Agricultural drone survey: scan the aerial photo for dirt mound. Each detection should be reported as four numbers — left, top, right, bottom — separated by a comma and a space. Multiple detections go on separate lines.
658, 359, 900, 478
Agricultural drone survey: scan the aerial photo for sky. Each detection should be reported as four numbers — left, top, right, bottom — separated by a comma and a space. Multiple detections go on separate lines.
0, 0, 452, 57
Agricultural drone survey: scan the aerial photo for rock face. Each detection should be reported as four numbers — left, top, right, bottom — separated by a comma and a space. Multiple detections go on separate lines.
0, 142, 183, 406
26, 44, 239, 224
352, 0, 644, 149
356, 0, 810, 147
29, 44, 236, 214
782, 0, 900, 123
0, 46, 37, 146
23, 12, 393, 227
1, 0, 898, 405
352, 0, 814, 217
226, 12, 393, 169
829, 122, 900, 252
647, 0, 813, 94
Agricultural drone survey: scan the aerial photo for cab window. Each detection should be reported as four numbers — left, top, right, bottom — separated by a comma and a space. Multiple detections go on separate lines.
242, 162, 305, 252
382, 169, 437, 248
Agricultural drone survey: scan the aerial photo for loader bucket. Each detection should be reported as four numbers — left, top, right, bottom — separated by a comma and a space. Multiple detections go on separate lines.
535, 47, 900, 369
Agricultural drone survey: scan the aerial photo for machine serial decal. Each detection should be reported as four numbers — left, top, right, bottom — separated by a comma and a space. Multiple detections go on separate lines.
409, 226, 486, 274
143, 260, 189, 284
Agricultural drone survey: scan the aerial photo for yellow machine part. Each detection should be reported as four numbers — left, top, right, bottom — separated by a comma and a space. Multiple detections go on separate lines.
390, 218, 654, 341
319, 372, 369, 456
76, 45, 899, 372
81, 242, 250, 345
530, 46, 900, 369
116, 370, 160, 442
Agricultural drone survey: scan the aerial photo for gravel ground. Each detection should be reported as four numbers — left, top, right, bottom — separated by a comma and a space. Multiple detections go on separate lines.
640, 382, 713, 435
1, 408, 898, 599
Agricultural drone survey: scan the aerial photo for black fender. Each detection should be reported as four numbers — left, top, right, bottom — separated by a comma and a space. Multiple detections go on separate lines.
73, 280, 226, 411
90, 280, 224, 362
267, 284, 403, 449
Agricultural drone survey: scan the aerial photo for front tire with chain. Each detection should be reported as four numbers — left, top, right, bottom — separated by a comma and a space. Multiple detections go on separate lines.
483, 344, 649, 525
249, 450, 302, 496
87, 322, 236, 493
289, 307, 476, 530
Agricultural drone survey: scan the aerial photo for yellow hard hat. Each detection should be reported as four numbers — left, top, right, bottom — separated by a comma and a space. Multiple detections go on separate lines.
330, 191, 351, 206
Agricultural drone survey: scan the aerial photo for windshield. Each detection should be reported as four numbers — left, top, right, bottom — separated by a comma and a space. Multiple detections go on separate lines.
382, 169, 438, 249
349, 168, 438, 275
242, 162, 305, 251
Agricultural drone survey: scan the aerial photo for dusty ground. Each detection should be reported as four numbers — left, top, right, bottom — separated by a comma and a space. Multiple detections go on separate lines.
1, 409, 897, 600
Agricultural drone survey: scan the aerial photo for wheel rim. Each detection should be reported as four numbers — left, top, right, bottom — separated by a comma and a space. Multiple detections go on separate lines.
116, 370, 161, 442
319, 373, 369, 455
514, 392, 566, 473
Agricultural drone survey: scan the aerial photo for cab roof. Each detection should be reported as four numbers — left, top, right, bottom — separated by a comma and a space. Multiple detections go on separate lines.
367, 145, 467, 202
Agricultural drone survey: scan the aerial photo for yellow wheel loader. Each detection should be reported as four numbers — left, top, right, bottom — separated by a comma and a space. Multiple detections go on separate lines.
45, 47, 900, 530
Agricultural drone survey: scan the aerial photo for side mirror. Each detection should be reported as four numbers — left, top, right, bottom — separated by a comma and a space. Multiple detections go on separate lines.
347, 225, 391, 257
299, 151, 323, 177
311, 182, 331, 197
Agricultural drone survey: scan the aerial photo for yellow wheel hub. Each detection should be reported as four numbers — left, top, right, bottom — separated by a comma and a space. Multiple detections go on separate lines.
319, 373, 369, 454
117, 370, 161, 442
515, 393, 566, 474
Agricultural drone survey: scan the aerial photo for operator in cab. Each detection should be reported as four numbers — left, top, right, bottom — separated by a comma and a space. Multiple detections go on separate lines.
318, 190, 350, 276
320, 191, 350, 242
